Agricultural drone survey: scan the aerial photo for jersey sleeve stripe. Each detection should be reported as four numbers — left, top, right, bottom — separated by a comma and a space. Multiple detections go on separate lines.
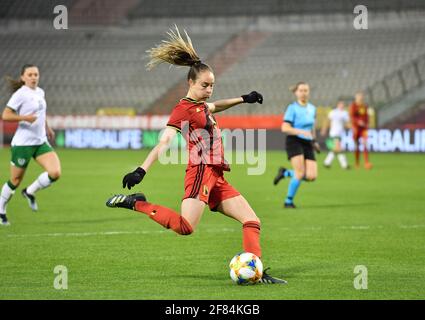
166, 124, 181, 132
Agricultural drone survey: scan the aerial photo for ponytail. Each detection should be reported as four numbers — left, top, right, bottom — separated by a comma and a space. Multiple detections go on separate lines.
6, 64, 37, 93
147, 26, 212, 81
5, 76, 25, 93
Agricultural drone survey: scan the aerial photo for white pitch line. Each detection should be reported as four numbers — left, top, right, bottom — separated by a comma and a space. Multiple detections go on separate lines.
4, 228, 237, 239
2, 224, 424, 239
340, 226, 371, 230
399, 224, 425, 229
6, 230, 161, 238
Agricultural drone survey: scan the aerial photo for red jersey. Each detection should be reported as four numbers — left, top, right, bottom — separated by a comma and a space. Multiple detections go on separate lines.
349, 102, 369, 129
166, 97, 230, 171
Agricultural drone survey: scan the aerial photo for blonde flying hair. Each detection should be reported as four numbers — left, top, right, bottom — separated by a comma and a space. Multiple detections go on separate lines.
146, 25, 212, 81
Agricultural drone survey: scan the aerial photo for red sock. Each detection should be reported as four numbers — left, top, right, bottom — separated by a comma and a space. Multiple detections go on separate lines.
363, 141, 369, 163
242, 221, 262, 258
355, 147, 360, 165
134, 201, 193, 235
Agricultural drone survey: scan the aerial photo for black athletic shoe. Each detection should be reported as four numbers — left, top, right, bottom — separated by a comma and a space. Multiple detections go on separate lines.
106, 193, 147, 210
259, 268, 287, 284
0, 213, 10, 226
22, 188, 38, 212
273, 167, 287, 185
284, 202, 296, 209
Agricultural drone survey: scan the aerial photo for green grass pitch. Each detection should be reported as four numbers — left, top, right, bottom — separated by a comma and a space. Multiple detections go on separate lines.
0, 148, 424, 299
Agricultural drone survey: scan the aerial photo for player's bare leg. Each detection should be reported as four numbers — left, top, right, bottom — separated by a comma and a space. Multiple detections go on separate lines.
291, 155, 305, 180
22, 151, 61, 212
216, 195, 261, 258
216, 195, 287, 284
181, 197, 206, 230
303, 160, 319, 215
334, 139, 341, 153
0, 165, 26, 226
304, 159, 317, 181
10, 165, 26, 187
35, 152, 62, 181
216, 195, 260, 224
362, 131, 372, 169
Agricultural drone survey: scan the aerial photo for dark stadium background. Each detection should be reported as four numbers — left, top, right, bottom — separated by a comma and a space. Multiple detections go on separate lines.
1, 0, 424, 151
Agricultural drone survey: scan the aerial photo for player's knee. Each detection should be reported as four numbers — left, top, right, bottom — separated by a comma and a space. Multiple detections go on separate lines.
305, 173, 317, 181
242, 215, 261, 225
48, 169, 61, 181
294, 170, 305, 180
10, 176, 22, 187
253, 217, 261, 225
252, 215, 261, 224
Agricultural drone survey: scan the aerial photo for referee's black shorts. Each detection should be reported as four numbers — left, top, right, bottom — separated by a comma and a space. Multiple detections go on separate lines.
286, 135, 316, 161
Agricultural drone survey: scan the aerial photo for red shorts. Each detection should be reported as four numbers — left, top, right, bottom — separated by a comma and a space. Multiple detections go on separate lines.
353, 127, 367, 141
183, 164, 240, 211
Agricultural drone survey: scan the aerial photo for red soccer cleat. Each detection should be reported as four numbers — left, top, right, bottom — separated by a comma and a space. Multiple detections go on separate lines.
364, 162, 373, 170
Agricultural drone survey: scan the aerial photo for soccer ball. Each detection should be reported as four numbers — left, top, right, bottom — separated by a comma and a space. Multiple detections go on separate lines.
229, 252, 263, 285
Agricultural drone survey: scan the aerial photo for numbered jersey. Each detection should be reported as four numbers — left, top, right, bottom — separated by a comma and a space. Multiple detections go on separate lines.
6, 85, 47, 146
167, 97, 229, 171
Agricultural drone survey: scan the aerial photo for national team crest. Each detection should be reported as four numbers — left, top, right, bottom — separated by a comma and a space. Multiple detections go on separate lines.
17, 158, 26, 166
202, 185, 209, 196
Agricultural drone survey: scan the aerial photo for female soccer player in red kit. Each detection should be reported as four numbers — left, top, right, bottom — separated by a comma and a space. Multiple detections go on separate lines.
350, 92, 372, 169
106, 27, 286, 284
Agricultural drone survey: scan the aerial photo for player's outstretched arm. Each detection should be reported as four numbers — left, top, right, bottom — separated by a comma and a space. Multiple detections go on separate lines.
208, 91, 263, 113
122, 127, 177, 189
2, 107, 37, 123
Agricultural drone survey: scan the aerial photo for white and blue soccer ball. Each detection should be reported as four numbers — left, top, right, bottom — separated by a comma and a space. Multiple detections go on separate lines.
229, 252, 263, 285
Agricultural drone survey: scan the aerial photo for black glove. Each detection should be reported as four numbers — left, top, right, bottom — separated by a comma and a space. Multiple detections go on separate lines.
242, 91, 263, 104
122, 167, 146, 190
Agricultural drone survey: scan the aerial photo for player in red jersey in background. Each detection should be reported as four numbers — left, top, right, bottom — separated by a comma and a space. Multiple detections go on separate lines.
106, 27, 286, 284
349, 92, 372, 169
